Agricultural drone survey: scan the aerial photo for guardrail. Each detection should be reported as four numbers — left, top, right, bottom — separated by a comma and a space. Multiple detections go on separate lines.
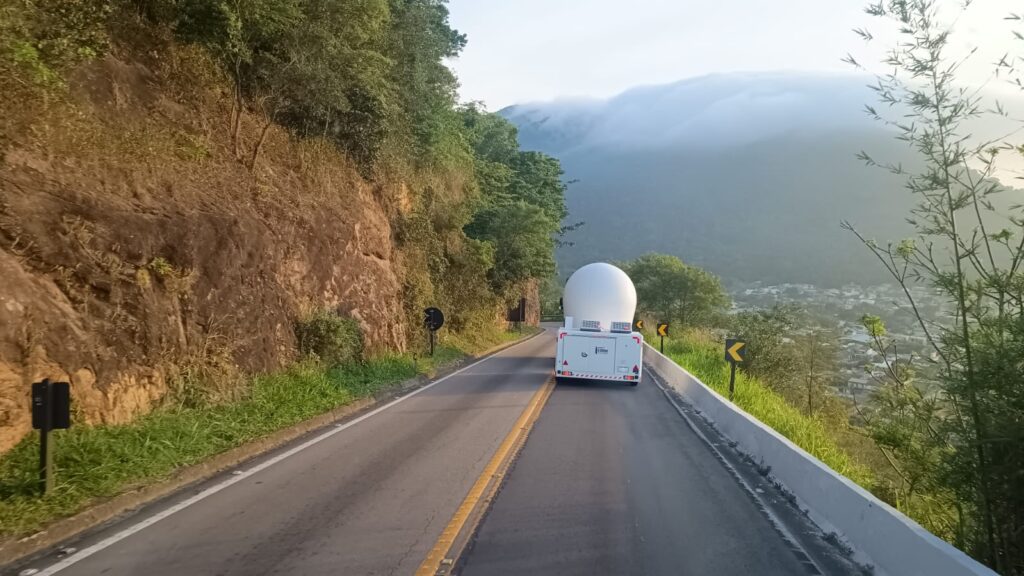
643, 343, 995, 576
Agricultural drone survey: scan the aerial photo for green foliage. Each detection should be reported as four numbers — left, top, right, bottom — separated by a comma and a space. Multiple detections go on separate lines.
385, 0, 465, 164
538, 273, 563, 319
0, 0, 112, 87
148, 256, 174, 278
861, 314, 886, 338
294, 309, 364, 366
396, 180, 500, 348
621, 253, 730, 327
729, 305, 800, 386
467, 202, 556, 289
854, 314, 961, 542
135, 0, 467, 169
849, 1, 1024, 568
460, 105, 567, 294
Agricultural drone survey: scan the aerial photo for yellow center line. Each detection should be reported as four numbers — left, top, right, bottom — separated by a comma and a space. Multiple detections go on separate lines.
415, 376, 556, 576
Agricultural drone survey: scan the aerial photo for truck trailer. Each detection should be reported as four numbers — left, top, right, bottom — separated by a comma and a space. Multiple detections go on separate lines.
555, 263, 643, 386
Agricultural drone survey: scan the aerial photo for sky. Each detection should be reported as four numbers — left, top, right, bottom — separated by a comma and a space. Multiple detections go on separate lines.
446, 0, 1020, 110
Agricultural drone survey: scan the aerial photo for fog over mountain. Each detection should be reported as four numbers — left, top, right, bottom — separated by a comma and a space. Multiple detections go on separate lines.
501, 72, 1024, 287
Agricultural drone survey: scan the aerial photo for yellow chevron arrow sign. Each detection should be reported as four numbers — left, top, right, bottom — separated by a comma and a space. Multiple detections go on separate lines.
657, 322, 669, 337
725, 339, 746, 363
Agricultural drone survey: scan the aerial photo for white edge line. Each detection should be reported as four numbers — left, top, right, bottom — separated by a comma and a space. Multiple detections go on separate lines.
33, 335, 541, 576
647, 369, 826, 576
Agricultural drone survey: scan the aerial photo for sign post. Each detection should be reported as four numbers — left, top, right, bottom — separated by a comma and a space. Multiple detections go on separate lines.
423, 307, 445, 356
657, 322, 670, 353
506, 298, 527, 331
724, 338, 747, 401
31, 379, 71, 495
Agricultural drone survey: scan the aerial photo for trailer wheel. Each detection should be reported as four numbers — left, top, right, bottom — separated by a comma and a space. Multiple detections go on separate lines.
628, 379, 638, 387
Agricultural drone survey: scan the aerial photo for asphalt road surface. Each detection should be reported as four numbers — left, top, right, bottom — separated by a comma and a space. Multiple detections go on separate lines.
460, 375, 815, 576
13, 328, 847, 576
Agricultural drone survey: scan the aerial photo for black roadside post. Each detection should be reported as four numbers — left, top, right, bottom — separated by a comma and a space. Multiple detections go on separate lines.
506, 298, 526, 332
518, 298, 526, 332
424, 307, 445, 357
657, 322, 670, 354
31, 378, 71, 495
38, 379, 53, 495
724, 338, 747, 402
729, 362, 737, 401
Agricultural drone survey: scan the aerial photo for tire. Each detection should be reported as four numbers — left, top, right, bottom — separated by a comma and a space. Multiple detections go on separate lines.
627, 380, 638, 387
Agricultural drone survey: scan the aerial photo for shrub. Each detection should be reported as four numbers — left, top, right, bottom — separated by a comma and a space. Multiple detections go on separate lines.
294, 309, 364, 366
163, 332, 243, 408
148, 256, 174, 278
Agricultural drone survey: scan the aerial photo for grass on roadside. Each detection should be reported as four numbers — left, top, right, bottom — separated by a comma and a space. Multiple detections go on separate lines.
659, 331, 874, 487
0, 329, 533, 539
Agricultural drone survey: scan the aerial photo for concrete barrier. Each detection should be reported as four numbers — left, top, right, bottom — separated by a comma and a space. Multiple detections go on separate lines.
644, 343, 996, 576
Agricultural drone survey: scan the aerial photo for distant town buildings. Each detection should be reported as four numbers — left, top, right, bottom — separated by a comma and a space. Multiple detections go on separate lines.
731, 281, 949, 402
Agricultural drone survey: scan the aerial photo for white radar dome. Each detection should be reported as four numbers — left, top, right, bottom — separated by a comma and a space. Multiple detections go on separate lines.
563, 263, 637, 331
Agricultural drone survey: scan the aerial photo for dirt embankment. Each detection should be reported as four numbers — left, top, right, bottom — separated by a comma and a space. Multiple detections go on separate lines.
0, 51, 411, 454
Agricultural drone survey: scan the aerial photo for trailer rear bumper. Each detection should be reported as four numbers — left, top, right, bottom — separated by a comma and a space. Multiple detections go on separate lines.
554, 370, 641, 382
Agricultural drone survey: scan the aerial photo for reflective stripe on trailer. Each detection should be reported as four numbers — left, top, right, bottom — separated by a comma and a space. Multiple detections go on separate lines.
556, 371, 638, 381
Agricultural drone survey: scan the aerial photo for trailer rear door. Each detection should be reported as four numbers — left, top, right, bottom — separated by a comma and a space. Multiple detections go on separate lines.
588, 337, 616, 375
562, 335, 589, 373
563, 334, 616, 376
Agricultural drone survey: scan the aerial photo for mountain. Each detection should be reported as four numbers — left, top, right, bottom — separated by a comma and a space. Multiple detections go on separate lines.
501, 72, 1023, 286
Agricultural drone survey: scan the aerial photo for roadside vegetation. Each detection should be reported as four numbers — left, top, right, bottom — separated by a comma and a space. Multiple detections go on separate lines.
660, 330, 873, 486
0, 0, 560, 542
0, 320, 529, 539
841, 1, 1024, 570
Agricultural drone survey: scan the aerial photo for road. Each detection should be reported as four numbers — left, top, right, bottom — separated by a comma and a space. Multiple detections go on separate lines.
459, 375, 813, 576
12, 328, 848, 576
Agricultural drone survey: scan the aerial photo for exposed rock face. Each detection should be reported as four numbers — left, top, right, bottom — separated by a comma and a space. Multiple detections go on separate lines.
0, 54, 408, 453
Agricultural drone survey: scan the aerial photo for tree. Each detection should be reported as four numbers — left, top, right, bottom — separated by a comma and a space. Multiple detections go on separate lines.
798, 327, 839, 416
165, 0, 470, 170
460, 105, 568, 294
465, 202, 556, 291
385, 0, 466, 165
267, 0, 393, 166
173, 0, 302, 159
538, 273, 563, 318
846, 1, 1024, 568
852, 315, 960, 544
622, 253, 729, 327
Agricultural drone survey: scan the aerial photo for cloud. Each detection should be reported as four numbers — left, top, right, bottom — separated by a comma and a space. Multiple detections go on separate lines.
505, 72, 885, 154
